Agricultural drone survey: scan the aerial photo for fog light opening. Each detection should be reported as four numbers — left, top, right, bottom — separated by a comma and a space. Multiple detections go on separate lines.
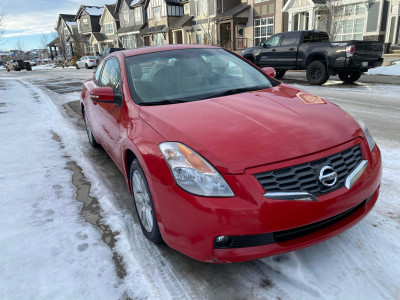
215, 235, 232, 248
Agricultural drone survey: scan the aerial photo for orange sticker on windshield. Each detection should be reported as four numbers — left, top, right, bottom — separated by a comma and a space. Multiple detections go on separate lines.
297, 92, 325, 104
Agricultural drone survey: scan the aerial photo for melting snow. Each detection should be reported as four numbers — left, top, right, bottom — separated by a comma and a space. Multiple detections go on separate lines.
367, 61, 400, 76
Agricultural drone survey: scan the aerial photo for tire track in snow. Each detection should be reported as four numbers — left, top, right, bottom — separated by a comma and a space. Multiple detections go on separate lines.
22, 78, 197, 299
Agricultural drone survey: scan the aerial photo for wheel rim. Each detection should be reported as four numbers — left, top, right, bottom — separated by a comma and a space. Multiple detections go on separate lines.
311, 67, 321, 80
132, 170, 154, 232
84, 111, 93, 142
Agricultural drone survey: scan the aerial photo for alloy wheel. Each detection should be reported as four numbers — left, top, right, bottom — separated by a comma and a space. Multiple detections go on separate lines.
132, 170, 154, 232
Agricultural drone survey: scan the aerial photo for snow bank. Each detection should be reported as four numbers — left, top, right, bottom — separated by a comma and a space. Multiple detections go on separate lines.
0, 78, 125, 299
366, 60, 400, 76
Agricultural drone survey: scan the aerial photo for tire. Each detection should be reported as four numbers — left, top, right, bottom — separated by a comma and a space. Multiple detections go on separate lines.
338, 71, 362, 84
6, 68, 10, 72
130, 159, 163, 244
306, 61, 329, 85
275, 70, 286, 79
76, 64, 80, 69
85, 63, 89, 69
83, 108, 99, 148
15, 68, 21, 71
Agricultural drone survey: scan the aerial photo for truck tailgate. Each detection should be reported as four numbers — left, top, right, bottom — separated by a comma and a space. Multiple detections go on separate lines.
353, 42, 383, 61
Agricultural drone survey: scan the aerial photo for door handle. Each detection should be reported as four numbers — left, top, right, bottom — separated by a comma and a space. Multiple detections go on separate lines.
289, 48, 295, 51
272, 49, 277, 52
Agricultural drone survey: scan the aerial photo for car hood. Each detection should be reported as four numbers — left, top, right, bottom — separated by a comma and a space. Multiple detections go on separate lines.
139, 84, 363, 174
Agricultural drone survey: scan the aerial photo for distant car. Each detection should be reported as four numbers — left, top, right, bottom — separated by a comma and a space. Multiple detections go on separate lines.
6, 60, 32, 72
99, 48, 125, 61
76, 56, 99, 69
80, 45, 382, 263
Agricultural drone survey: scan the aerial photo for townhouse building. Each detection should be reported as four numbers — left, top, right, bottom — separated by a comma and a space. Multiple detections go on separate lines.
75, 6, 103, 55
116, 0, 147, 49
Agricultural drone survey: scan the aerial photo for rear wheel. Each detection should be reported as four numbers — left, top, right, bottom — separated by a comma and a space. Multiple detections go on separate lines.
83, 108, 99, 148
85, 63, 89, 69
275, 70, 286, 79
338, 71, 362, 83
130, 159, 163, 244
306, 61, 329, 85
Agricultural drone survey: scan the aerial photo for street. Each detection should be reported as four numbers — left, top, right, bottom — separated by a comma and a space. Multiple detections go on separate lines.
0, 67, 399, 300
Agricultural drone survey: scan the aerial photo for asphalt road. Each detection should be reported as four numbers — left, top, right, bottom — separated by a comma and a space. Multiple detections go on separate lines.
1, 66, 399, 299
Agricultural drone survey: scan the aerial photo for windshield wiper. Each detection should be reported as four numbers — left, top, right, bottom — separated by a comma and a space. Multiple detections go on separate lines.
140, 99, 189, 106
199, 85, 270, 100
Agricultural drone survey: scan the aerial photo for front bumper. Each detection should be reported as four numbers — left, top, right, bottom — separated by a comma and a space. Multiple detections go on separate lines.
148, 138, 382, 263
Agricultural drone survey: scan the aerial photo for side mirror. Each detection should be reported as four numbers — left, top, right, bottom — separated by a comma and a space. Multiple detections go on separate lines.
90, 87, 121, 104
262, 67, 276, 78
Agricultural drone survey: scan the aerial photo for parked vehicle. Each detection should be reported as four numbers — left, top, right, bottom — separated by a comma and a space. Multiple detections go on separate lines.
242, 30, 384, 85
99, 47, 125, 61
80, 45, 381, 263
76, 56, 99, 69
6, 60, 32, 72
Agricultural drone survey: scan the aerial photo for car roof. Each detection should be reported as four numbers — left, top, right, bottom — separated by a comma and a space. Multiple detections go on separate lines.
121, 44, 220, 58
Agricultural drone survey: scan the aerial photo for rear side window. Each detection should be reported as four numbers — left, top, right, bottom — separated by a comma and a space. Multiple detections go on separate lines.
302, 32, 330, 43
281, 32, 298, 46
99, 58, 122, 94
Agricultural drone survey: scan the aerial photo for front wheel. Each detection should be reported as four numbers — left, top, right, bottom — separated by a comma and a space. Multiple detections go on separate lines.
130, 159, 163, 244
6, 68, 10, 72
275, 70, 286, 79
338, 71, 362, 83
76, 64, 80, 69
83, 108, 99, 148
306, 61, 329, 85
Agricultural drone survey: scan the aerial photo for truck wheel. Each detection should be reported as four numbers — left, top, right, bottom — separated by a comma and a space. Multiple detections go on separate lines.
306, 61, 329, 85
338, 71, 362, 83
275, 70, 286, 79
6, 68, 10, 72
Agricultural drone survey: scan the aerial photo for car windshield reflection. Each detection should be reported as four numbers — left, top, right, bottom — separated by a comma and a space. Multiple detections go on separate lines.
125, 48, 274, 105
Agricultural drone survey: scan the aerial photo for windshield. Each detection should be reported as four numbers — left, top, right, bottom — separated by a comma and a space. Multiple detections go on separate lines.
125, 48, 274, 105
88, 56, 97, 59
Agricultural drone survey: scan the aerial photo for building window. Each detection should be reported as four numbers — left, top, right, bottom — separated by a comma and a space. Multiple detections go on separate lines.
153, 33, 164, 45
195, 30, 204, 44
153, 7, 161, 21
254, 17, 274, 46
123, 11, 129, 24
335, 18, 364, 41
195, 0, 207, 16
184, 4, 189, 14
83, 18, 89, 29
134, 7, 141, 23
105, 23, 114, 35
168, 5, 183, 16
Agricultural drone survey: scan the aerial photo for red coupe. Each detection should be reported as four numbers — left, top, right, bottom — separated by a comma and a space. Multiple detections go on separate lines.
80, 44, 382, 263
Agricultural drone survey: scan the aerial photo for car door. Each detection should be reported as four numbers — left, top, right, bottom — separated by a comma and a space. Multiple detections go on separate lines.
95, 57, 124, 162
78, 57, 85, 68
258, 34, 283, 67
274, 32, 299, 67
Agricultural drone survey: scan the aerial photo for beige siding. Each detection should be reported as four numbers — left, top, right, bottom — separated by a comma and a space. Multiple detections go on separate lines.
147, 0, 167, 19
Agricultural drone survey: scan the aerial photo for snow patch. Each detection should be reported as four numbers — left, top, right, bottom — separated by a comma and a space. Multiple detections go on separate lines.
367, 61, 400, 76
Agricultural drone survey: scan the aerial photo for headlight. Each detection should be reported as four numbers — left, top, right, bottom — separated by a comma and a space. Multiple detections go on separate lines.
352, 114, 376, 152
159, 142, 234, 197
340, 107, 376, 152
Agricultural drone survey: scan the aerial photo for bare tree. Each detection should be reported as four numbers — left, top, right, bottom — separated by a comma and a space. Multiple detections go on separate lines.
317, 0, 351, 41
39, 33, 49, 49
0, 9, 5, 45
15, 38, 27, 59
72, 33, 85, 57
197, 0, 216, 45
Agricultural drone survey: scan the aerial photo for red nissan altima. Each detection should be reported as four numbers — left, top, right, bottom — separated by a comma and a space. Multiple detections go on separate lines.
80, 44, 382, 263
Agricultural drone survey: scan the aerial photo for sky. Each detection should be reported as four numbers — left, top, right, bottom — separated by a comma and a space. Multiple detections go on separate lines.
0, 0, 115, 51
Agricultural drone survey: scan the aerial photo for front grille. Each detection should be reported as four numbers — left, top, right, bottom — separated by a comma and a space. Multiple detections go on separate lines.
254, 144, 363, 197
214, 195, 371, 249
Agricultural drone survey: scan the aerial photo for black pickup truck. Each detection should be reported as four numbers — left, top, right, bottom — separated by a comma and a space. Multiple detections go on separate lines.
242, 30, 384, 85
6, 59, 32, 72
